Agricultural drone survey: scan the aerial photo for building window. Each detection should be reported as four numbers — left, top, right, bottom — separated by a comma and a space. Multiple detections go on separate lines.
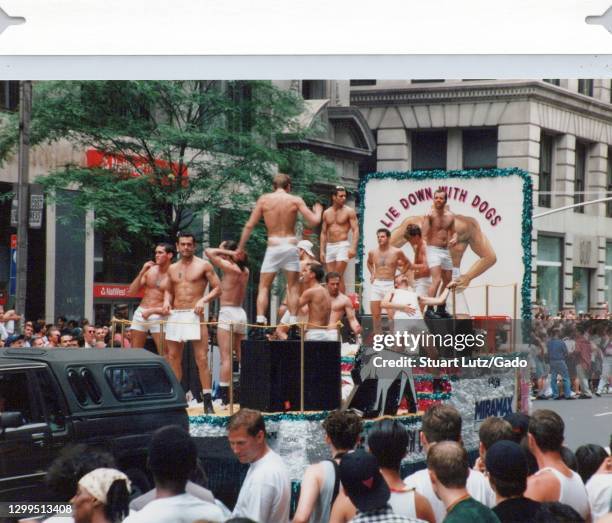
578, 79, 594, 97
0, 81, 19, 111
606, 242, 612, 312
607, 149, 612, 218
350, 80, 376, 86
574, 142, 587, 213
411, 131, 447, 171
537, 235, 563, 314
572, 267, 591, 314
462, 128, 498, 169
539, 134, 553, 208
301, 80, 327, 100
543, 79, 560, 86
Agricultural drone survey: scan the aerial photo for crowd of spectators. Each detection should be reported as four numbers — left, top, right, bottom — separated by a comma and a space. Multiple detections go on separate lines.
530, 310, 611, 400
0, 309, 133, 350
19, 405, 611, 523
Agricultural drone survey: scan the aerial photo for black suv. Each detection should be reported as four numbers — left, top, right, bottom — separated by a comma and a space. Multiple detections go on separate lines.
0, 348, 188, 501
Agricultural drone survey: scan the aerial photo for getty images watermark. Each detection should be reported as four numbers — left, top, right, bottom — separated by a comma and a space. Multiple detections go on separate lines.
370, 330, 528, 369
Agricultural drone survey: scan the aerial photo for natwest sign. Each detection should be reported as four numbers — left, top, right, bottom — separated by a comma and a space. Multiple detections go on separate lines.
86, 149, 188, 185
93, 283, 143, 299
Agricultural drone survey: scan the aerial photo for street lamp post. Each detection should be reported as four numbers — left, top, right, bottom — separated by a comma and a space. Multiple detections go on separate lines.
15, 80, 32, 321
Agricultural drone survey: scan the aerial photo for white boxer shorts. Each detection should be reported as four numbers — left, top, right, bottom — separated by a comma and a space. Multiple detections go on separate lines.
260, 238, 300, 273
165, 309, 202, 342
325, 240, 350, 263
370, 279, 395, 302
131, 306, 165, 334
217, 306, 248, 335
426, 245, 453, 270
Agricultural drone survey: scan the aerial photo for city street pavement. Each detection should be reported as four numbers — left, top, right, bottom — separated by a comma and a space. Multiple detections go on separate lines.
532, 394, 612, 450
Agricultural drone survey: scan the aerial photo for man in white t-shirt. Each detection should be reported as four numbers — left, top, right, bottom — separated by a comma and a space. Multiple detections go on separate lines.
585, 455, 612, 521
228, 408, 291, 522
403, 404, 495, 523
123, 425, 225, 523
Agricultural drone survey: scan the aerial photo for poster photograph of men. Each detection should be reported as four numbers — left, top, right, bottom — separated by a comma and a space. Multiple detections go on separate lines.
0, 79, 609, 522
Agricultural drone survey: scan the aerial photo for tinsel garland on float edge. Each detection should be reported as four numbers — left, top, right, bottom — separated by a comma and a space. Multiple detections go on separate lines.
357, 168, 533, 321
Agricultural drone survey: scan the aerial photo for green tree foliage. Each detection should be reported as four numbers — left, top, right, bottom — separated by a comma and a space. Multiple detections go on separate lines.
0, 81, 335, 257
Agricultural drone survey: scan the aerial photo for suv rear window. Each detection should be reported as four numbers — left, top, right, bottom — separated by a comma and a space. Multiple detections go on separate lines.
105, 365, 173, 400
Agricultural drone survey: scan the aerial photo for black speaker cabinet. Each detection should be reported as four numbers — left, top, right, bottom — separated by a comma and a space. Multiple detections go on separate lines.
240, 340, 340, 412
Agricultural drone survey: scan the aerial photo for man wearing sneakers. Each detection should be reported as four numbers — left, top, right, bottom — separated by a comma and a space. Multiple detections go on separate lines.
236, 173, 323, 334
422, 189, 457, 318
320, 185, 359, 293
546, 329, 575, 400
128, 243, 174, 353
162, 233, 222, 414
367, 228, 412, 334
205, 240, 249, 407
525, 409, 590, 520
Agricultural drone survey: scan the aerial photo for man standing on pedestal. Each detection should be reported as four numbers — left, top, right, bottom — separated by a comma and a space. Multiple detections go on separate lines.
236, 173, 323, 337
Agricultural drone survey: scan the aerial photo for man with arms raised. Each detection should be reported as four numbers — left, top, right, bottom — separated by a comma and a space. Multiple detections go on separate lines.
128, 243, 174, 353
326, 271, 361, 342
162, 233, 221, 414
236, 173, 323, 333
300, 263, 333, 341
204, 240, 249, 407
422, 189, 457, 317
367, 228, 412, 334
320, 185, 359, 293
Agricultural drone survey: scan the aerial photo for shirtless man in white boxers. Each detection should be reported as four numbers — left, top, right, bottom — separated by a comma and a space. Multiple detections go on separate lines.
403, 224, 431, 311
299, 263, 333, 341
205, 240, 249, 406
320, 185, 358, 294
422, 189, 457, 317
326, 271, 361, 342
367, 228, 412, 334
127, 243, 174, 353
162, 232, 221, 414
236, 173, 323, 333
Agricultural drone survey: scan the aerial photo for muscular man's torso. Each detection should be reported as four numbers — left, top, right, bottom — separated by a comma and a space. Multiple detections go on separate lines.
370, 247, 403, 280
259, 192, 300, 239
139, 266, 167, 308
426, 210, 454, 248
328, 292, 350, 328
306, 285, 332, 328
220, 267, 249, 307
168, 257, 211, 309
391, 215, 473, 265
323, 205, 354, 243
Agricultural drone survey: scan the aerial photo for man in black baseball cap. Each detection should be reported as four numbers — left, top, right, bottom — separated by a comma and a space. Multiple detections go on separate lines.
338, 449, 421, 522
486, 440, 542, 522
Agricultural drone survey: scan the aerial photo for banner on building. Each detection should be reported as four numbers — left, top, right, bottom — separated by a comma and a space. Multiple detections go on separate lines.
359, 169, 532, 319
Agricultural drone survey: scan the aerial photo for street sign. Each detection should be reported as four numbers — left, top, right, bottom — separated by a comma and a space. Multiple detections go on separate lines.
29, 194, 44, 228
10, 193, 44, 229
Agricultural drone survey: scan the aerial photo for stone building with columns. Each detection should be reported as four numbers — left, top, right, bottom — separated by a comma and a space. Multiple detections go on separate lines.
350, 79, 612, 315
